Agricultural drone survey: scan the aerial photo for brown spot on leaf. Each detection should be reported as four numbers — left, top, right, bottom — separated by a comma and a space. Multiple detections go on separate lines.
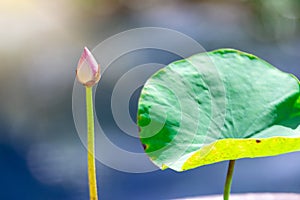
142, 144, 147, 150
256, 140, 261, 143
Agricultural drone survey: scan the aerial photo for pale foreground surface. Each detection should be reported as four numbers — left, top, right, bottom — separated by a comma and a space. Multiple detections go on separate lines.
174, 193, 300, 200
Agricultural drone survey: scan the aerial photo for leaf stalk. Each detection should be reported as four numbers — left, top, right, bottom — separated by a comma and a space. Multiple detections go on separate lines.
223, 160, 235, 200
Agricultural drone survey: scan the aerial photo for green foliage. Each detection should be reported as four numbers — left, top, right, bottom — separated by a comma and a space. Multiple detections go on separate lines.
137, 49, 300, 171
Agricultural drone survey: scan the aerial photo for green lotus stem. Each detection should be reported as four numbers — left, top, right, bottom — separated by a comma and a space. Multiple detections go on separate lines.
223, 160, 235, 200
86, 86, 98, 200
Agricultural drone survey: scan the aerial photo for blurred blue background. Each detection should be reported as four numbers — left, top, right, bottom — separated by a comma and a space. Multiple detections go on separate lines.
1, 0, 300, 199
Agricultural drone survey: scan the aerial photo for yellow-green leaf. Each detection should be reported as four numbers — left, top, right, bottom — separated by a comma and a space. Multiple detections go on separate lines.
137, 49, 300, 171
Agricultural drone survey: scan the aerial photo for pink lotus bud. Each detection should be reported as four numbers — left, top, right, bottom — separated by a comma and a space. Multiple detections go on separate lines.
76, 47, 100, 87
